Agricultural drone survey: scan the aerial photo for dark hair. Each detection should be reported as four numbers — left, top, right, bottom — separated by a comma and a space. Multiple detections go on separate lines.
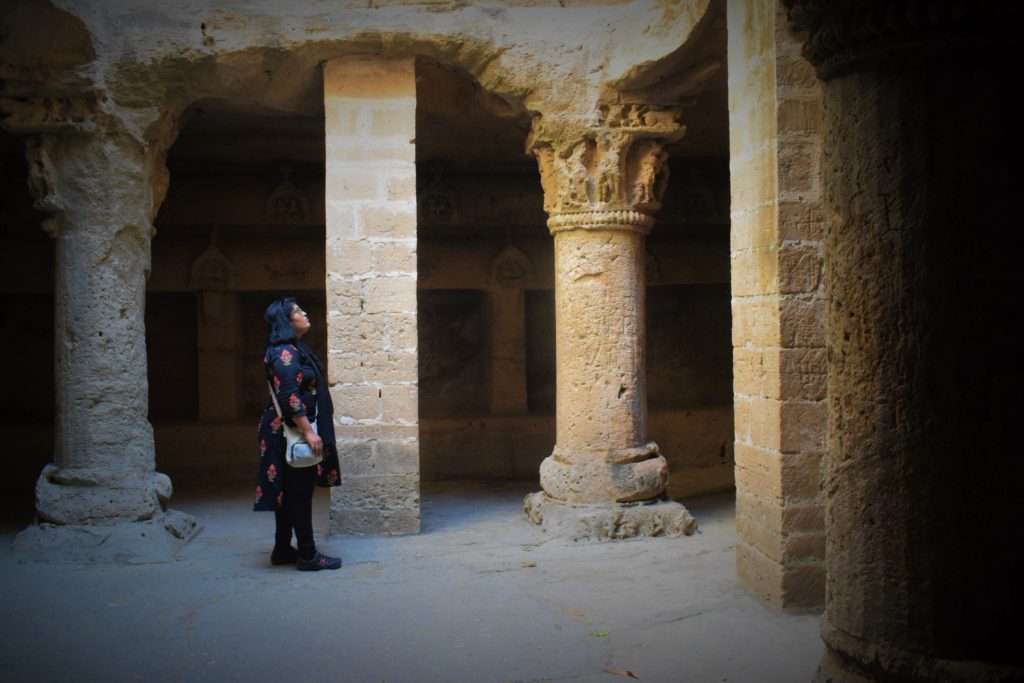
264, 297, 299, 345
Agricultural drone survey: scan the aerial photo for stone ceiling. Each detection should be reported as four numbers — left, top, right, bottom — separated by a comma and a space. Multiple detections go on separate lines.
167, 4, 727, 169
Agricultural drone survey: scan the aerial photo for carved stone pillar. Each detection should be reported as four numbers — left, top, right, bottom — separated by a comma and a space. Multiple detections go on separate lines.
785, 2, 1023, 680
190, 234, 242, 421
2, 104, 198, 561
523, 106, 696, 539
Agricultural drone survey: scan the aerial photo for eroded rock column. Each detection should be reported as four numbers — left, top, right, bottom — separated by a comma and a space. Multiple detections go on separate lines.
5, 115, 198, 561
523, 107, 696, 539
785, 2, 1023, 680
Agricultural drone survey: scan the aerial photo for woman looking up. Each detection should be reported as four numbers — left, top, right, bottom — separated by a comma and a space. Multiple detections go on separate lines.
254, 297, 342, 571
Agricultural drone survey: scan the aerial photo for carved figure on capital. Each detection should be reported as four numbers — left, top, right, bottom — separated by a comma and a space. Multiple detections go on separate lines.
526, 105, 685, 220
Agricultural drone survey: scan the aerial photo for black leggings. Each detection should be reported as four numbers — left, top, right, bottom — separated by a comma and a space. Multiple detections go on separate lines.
274, 464, 317, 559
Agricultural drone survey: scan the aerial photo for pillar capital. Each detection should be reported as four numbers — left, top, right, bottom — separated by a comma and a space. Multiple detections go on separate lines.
526, 104, 685, 231
785, 0, 1012, 80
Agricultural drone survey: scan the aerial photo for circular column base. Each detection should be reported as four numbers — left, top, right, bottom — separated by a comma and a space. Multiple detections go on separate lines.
524, 491, 697, 541
814, 623, 1024, 683
13, 509, 201, 564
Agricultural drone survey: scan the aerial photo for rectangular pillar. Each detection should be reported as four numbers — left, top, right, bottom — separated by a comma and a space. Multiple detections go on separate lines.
196, 290, 242, 421
488, 287, 528, 416
324, 56, 420, 535
727, 0, 826, 609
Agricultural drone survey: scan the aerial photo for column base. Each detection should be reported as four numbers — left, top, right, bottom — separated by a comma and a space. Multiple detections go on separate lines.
13, 509, 201, 564
524, 491, 697, 541
814, 622, 1024, 683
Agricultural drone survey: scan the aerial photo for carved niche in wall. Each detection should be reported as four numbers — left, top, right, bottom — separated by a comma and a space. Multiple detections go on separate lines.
265, 164, 309, 224
418, 160, 459, 224
189, 231, 236, 324
490, 244, 535, 289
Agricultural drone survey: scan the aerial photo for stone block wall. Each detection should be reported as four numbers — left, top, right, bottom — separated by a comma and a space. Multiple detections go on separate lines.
324, 56, 420, 535
727, 0, 826, 609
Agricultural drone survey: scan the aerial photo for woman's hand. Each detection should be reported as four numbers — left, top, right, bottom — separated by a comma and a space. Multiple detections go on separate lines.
304, 430, 323, 457
294, 416, 323, 457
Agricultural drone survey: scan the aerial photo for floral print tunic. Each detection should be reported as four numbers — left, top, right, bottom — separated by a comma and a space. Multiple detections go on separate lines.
254, 343, 342, 511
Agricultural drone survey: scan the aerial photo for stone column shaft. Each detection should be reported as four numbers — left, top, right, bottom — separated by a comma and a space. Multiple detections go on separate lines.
555, 228, 645, 451
544, 224, 663, 503
37, 134, 161, 509
523, 106, 696, 539
4, 120, 198, 561
786, 1, 1024, 680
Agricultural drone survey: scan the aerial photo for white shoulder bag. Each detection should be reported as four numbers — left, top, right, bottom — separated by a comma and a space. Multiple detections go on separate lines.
267, 381, 322, 468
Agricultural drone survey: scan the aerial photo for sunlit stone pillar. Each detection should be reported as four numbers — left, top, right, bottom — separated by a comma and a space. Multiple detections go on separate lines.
2, 107, 198, 561
523, 106, 696, 539
785, 2, 1023, 680
324, 56, 420, 535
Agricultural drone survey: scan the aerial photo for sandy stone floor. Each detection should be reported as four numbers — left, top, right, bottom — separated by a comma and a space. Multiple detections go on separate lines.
0, 482, 822, 683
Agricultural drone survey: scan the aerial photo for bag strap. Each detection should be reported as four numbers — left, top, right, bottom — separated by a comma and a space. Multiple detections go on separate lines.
267, 381, 284, 420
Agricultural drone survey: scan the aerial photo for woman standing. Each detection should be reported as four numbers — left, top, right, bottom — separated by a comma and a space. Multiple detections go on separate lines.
254, 298, 342, 571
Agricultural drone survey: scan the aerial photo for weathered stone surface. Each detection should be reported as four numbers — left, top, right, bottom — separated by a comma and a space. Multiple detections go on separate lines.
523, 492, 696, 541
524, 116, 692, 519
14, 509, 200, 564
35, 466, 161, 525
0, 111, 199, 561
727, 0, 825, 610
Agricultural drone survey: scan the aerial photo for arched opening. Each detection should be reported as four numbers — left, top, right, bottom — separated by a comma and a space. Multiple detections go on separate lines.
149, 99, 327, 497
413, 58, 551, 522
0, 128, 54, 529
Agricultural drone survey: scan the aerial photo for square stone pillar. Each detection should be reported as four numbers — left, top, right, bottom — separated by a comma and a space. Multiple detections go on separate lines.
727, 0, 826, 609
195, 291, 243, 421
324, 56, 420, 535
488, 288, 528, 416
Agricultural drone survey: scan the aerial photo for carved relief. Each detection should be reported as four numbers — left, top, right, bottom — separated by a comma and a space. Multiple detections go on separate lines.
23, 137, 64, 236
263, 259, 309, 283
188, 231, 235, 291
265, 164, 308, 224
189, 231, 236, 324
418, 160, 459, 224
489, 244, 535, 288
526, 105, 684, 222
0, 97, 106, 135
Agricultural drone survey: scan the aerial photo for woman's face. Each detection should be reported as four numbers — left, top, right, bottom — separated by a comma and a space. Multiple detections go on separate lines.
290, 304, 311, 338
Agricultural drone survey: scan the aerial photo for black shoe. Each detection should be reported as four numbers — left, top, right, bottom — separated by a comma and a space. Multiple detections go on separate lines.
271, 546, 299, 565
296, 551, 342, 571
